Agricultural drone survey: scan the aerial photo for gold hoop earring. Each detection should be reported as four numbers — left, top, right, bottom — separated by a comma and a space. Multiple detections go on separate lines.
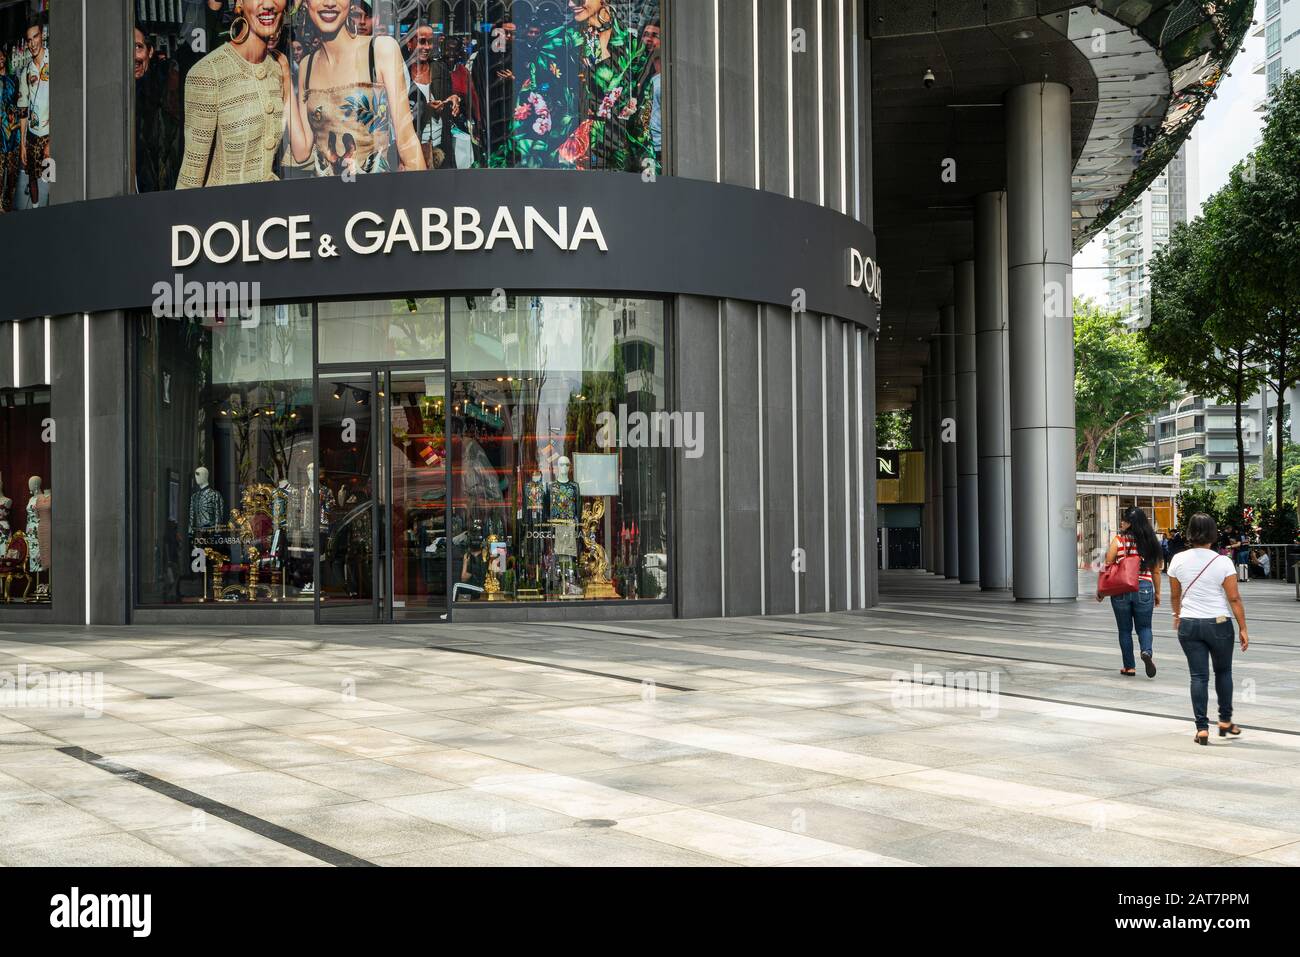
230, 3, 250, 43
345, 18, 358, 38
594, 4, 614, 30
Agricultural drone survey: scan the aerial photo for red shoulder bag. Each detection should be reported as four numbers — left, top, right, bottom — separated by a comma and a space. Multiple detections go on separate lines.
1097, 541, 1141, 597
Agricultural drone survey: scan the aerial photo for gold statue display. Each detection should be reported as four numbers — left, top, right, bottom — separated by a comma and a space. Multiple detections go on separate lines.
580, 497, 618, 600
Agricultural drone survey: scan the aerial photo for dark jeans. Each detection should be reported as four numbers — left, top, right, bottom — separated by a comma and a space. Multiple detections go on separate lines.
1110, 580, 1155, 670
1177, 618, 1235, 732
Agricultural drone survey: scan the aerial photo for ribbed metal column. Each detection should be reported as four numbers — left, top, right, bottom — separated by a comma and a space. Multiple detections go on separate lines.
927, 337, 945, 576
911, 393, 932, 573
1006, 83, 1078, 601
975, 191, 1013, 590
954, 260, 980, 585
940, 305, 959, 580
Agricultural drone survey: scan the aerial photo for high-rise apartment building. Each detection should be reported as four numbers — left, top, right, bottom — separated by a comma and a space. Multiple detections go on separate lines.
1256, 0, 1300, 446
1103, 143, 1197, 321
1256, 0, 1300, 107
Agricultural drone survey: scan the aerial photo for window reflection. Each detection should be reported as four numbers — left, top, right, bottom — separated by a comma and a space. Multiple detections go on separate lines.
135, 307, 316, 605
449, 295, 669, 603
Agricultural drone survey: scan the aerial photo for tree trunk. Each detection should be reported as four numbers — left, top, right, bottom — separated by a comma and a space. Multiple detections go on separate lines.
1235, 356, 1246, 510
1277, 384, 1287, 513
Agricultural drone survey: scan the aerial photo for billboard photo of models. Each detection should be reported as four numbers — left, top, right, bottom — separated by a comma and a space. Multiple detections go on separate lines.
1, 0, 50, 212
134, 0, 661, 192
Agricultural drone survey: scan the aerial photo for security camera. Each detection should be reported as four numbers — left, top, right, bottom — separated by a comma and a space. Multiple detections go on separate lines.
923, 68, 936, 89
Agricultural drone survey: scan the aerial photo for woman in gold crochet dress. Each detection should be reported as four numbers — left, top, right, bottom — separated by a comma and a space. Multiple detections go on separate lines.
177, 1, 291, 188
287, 0, 424, 176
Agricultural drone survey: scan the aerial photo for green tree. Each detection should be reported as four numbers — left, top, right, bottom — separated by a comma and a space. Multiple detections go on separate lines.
1216, 72, 1300, 512
1074, 299, 1180, 472
1176, 484, 1220, 529
1146, 216, 1262, 509
875, 410, 912, 450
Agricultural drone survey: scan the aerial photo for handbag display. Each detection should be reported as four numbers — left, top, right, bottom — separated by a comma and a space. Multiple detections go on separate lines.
1097, 552, 1141, 597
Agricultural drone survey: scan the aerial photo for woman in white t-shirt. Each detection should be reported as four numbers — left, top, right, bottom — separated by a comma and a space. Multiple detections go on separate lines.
1167, 513, 1250, 745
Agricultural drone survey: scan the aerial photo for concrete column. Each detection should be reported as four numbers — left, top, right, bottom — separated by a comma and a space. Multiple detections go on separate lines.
940, 305, 959, 580
1006, 83, 1078, 601
955, 261, 980, 585
975, 191, 1013, 590
927, 338, 944, 576
909, 397, 925, 449
916, 389, 933, 573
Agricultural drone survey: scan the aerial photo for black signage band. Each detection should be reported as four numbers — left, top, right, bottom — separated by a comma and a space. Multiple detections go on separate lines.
8, 171, 879, 327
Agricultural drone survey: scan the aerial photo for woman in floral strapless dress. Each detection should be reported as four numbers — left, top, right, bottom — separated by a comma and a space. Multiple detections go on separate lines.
288, 0, 423, 176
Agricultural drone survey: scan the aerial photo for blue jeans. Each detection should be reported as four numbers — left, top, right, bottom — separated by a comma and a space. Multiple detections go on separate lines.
1110, 580, 1155, 670
1178, 618, 1235, 732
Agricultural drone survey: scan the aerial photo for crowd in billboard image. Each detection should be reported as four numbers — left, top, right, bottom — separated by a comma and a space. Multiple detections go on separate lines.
0, 1, 50, 211
134, 0, 662, 192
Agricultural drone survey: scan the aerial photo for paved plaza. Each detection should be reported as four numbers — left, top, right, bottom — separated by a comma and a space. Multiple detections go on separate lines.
2, 571, 1299, 867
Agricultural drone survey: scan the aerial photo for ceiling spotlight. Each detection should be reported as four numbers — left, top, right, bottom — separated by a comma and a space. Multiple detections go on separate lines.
1012, 29, 1033, 40
922, 67, 936, 89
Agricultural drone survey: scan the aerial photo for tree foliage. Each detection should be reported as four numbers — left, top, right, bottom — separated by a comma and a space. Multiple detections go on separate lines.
1145, 215, 1261, 508
1074, 299, 1180, 472
875, 410, 912, 450
1211, 72, 1300, 511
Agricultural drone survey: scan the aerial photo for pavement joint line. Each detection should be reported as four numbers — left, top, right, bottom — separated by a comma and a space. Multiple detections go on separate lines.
54, 746, 379, 867
748, 632, 1114, 672
888, 678, 1300, 737
423, 645, 697, 692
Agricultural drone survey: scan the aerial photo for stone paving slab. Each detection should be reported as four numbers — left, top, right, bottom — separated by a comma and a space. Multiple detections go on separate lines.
1, 570, 1298, 866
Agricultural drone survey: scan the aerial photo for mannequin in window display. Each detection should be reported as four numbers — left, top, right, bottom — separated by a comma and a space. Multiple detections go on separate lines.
188, 467, 225, 536
26, 475, 51, 597
522, 470, 545, 588
298, 463, 321, 596
270, 478, 291, 564
0, 473, 11, 540
546, 455, 581, 595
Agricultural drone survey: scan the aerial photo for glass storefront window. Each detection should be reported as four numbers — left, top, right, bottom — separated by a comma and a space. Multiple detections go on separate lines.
449, 294, 669, 603
133, 0, 662, 191
2, 1, 51, 211
0, 386, 51, 603
136, 306, 315, 605
318, 297, 444, 364
135, 293, 670, 613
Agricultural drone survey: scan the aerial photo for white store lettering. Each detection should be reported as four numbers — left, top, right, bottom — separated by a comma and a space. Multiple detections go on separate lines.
175, 206, 607, 267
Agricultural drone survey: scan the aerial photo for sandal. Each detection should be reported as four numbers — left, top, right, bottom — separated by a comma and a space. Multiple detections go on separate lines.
1218, 723, 1242, 737
1119, 668, 1136, 676
1194, 730, 1209, 746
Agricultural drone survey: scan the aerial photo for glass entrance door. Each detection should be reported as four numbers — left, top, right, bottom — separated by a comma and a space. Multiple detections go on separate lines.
387, 369, 448, 621
315, 368, 447, 623
316, 372, 380, 622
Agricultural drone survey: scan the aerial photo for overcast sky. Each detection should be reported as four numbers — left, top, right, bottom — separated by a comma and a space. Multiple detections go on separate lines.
1073, 0, 1268, 305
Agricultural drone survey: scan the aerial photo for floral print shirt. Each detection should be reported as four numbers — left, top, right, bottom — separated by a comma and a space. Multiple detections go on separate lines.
0, 74, 19, 153
494, 15, 656, 173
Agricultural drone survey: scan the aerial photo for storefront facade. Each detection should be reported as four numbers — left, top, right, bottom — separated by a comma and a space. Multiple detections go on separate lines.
0, 0, 879, 625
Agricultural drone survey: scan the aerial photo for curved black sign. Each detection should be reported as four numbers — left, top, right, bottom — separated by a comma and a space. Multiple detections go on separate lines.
7, 171, 878, 326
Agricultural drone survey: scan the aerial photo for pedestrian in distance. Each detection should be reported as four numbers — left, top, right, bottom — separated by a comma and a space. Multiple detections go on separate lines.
1168, 513, 1250, 746
1098, 507, 1164, 677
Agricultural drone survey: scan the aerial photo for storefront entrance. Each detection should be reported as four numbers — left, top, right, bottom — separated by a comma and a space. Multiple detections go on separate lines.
314, 367, 448, 623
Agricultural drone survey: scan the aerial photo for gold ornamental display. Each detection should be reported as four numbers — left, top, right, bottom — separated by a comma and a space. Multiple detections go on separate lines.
580, 497, 618, 600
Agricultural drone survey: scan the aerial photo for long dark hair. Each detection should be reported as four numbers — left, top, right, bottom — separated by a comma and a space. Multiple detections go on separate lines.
1122, 507, 1161, 570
